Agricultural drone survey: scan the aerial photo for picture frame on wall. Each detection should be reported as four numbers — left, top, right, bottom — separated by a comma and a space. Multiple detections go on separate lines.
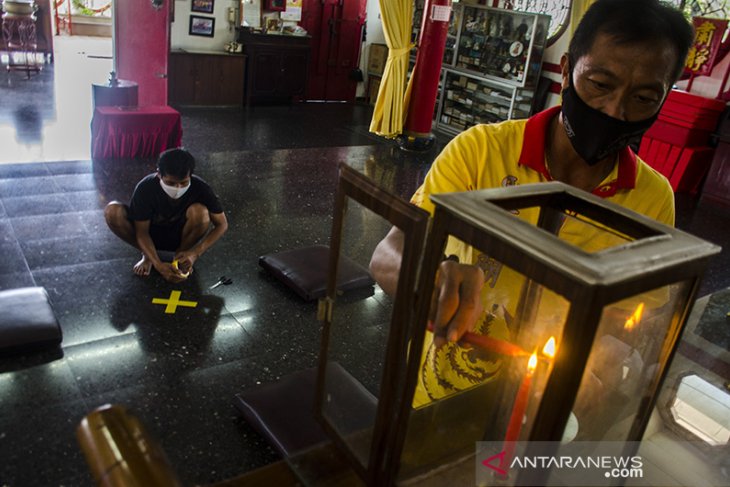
191, 0, 214, 14
265, 0, 285, 11
189, 15, 215, 37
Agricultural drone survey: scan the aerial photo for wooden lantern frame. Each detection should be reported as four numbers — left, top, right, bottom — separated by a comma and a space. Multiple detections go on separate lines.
315, 164, 720, 486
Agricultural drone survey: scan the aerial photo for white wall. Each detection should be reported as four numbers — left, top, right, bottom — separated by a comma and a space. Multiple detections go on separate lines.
358, 0, 386, 98
171, 0, 249, 51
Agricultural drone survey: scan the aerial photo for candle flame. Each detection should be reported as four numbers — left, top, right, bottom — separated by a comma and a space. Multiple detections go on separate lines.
624, 302, 645, 331
528, 352, 538, 372
542, 337, 556, 358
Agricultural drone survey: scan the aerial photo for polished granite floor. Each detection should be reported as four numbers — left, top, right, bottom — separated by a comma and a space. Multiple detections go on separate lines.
1, 40, 729, 487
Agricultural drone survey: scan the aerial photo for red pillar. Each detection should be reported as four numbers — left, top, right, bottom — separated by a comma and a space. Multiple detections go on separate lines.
400, 0, 452, 150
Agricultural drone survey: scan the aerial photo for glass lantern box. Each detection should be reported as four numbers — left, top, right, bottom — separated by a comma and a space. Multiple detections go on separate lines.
308, 164, 720, 487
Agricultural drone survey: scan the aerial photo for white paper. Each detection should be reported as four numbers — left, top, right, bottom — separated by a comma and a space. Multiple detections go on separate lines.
431, 5, 451, 22
243, 0, 262, 29
281, 6, 301, 21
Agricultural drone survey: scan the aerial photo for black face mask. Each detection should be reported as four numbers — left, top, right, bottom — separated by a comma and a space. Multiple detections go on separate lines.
560, 77, 659, 166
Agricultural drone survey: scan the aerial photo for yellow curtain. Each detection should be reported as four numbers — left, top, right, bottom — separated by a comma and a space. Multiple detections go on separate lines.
569, 0, 596, 37
369, 0, 413, 138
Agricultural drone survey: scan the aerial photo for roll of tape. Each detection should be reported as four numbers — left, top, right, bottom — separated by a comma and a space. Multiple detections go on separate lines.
172, 259, 190, 278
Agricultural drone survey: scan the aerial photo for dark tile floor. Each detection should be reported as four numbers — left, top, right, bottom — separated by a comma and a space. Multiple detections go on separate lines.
1, 56, 729, 487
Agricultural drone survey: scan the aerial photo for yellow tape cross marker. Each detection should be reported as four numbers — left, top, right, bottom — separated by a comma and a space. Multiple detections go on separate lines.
152, 290, 198, 314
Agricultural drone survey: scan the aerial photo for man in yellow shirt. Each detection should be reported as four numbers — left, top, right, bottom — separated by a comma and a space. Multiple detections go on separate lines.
370, 0, 693, 406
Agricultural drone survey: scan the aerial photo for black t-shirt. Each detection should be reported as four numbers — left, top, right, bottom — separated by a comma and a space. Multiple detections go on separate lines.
128, 173, 223, 227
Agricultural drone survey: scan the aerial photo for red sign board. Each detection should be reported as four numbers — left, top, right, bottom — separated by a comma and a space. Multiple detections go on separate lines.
685, 17, 728, 75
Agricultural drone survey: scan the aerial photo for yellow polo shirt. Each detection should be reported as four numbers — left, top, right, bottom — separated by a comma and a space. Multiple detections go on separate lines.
411, 106, 674, 407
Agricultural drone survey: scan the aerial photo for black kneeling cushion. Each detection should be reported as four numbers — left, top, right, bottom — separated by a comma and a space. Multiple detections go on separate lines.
0, 287, 62, 354
258, 245, 375, 301
233, 363, 377, 457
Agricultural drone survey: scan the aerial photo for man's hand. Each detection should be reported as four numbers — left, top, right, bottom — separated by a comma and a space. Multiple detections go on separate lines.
155, 262, 188, 283
173, 250, 199, 274
430, 260, 485, 347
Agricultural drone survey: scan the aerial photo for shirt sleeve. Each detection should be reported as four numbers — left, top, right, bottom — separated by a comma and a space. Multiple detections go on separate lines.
411, 126, 483, 215
631, 160, 675, 227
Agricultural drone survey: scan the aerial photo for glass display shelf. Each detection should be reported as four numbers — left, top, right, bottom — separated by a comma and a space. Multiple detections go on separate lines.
454, 4, 549, 88
436, 68, 534, 135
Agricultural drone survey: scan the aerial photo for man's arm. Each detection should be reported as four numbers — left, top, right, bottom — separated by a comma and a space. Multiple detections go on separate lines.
134, 220, 186, 283
175, 211, 228, 270
370, 226, 484, 344
369, 226, 404, 297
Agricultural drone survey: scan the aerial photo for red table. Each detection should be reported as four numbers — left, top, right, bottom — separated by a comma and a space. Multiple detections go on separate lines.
91, 106, 183, 159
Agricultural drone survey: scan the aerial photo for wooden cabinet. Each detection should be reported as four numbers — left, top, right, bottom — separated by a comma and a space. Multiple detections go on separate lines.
168, 51, 245, 106
429, 4, 549, 135
237, 29, 310, 106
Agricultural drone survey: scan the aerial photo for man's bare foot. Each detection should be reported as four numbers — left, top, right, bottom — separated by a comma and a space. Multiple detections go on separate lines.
133, 255, 152, 276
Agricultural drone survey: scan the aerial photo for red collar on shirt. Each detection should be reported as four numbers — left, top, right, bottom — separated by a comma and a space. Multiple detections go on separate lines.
517, 106, 637, 197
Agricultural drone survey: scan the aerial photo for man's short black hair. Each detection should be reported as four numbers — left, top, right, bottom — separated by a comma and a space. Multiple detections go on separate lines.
568, 0, 694, 82
157, 148, 195, 179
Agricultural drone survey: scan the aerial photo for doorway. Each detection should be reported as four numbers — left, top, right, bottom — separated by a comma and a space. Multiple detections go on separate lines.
300, 0, 367, 102
0, 0, 113, 163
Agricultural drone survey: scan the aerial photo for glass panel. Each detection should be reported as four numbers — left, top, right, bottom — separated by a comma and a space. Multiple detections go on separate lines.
553, 207, 635, 253
512, 87, 534, 119
635, 285, 730, 486
439, 70, 518, 132
443, 5, 462, 66
398, 234, 570, 481
412, 2, 461, 66
523, 14, 550, 88
320, 196, 396, 469
569, 281, 694, 441
455, 6, 542, 86
486, 198, 640, 253
508, 0, 569, 44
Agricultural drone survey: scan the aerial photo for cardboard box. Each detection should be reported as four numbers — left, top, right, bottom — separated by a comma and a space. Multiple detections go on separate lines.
368, 75, 382, 106
368, 44, 388, 75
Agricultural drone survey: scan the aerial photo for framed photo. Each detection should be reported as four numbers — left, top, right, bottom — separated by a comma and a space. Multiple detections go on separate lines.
191, 0, 214, 14
265, 0, 285, 11
265, 17, 281, 32
189, 15, 215, 37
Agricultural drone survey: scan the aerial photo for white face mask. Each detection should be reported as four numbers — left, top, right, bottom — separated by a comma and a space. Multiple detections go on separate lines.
160, 178, 191, 199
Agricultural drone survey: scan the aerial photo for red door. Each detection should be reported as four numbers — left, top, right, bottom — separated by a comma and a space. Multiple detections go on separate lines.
114, 0, 170, 106
301, 0, 367, 101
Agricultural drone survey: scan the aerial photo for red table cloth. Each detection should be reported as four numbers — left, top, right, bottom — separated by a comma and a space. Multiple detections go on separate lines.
91, 106, 183, 159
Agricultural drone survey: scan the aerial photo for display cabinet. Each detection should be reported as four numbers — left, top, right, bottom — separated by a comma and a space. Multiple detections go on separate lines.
437, 68, 534, 134
236, 29, 310, 106
411, 3, 549, 132
410, 0, 460, 66
450, 4, 549, 88
433, 4, 549, 133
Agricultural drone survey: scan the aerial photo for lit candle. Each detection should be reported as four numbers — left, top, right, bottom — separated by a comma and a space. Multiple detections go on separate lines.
542, 336, 556, 361
623, 302, 644, 336
501, 351, 538, 470
621, 302, 645, 382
